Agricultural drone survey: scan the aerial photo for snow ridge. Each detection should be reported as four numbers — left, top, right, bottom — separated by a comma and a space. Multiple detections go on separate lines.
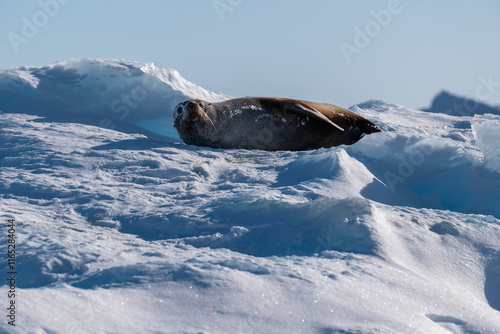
0, 58, 230, 137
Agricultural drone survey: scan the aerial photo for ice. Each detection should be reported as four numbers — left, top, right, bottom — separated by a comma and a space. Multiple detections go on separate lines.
1, 58, 500, 333
473, 120, 500, 173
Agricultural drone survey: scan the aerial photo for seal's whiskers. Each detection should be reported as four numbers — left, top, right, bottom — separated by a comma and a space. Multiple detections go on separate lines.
201, 109, 216, 130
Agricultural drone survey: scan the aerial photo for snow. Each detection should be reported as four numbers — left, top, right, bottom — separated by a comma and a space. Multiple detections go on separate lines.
473, 120, 500, 173
1, 58, 500, 333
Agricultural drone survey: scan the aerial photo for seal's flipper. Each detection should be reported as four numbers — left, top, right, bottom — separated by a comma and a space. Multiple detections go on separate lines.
264, 98, 345, 132
290, 100, 345, 131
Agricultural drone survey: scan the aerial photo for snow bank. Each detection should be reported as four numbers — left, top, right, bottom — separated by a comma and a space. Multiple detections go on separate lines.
0, 58, 229, 137
348, 101, 500, 217
473, 119, 500, 173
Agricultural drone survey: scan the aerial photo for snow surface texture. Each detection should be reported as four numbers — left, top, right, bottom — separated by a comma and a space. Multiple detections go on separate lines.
1, 58, 500, 333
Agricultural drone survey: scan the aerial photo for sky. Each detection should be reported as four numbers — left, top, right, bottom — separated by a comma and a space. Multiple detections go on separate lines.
1, 0, 499, 109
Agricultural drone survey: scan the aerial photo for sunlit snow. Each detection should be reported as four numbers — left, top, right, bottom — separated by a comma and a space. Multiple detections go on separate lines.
1, 58, 499, 333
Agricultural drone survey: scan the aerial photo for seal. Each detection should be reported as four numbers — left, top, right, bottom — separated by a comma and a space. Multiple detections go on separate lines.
173, 97, 382, 151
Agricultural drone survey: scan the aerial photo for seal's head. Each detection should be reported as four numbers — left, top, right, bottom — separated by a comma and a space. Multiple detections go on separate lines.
174, 100, 200, 130
174, 100, 216, 145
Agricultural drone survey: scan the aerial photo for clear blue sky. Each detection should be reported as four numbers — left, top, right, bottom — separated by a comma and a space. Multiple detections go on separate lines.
1, 0, 499, 109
